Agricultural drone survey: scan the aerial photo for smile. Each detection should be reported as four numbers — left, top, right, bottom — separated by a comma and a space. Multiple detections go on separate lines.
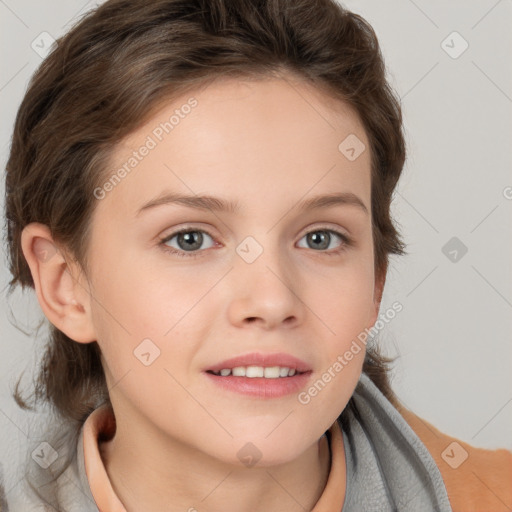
208, 365, 303, 378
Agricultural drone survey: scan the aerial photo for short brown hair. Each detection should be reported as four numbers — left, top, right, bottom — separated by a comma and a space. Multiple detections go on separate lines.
4, 0, 406, 502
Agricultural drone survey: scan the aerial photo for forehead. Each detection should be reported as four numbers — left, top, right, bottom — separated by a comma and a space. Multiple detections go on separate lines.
96, 74, 371, 216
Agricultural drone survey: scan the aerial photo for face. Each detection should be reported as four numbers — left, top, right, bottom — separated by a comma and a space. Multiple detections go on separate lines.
82, 73, 381, 466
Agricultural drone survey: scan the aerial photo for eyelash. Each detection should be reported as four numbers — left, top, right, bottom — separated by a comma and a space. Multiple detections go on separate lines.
159, 226, 353, 259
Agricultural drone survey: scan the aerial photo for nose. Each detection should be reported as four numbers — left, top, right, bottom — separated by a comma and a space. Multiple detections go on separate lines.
226, 240, 304, 330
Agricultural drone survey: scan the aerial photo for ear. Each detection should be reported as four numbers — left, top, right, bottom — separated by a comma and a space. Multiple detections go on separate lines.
20, 222, 96, 343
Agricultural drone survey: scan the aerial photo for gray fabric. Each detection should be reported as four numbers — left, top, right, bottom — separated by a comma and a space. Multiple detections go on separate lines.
3, 373, 453, 511
341, 373, 452, 511
2, 416, 99, 511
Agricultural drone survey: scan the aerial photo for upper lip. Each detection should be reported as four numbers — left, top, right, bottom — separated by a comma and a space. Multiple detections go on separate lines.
204, 352, 312, 373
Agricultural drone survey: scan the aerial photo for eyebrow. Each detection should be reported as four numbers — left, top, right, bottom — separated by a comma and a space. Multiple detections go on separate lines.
136, 191, 369, 216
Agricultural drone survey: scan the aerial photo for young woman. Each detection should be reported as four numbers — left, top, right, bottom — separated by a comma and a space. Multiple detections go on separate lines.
2, 0, 511, 510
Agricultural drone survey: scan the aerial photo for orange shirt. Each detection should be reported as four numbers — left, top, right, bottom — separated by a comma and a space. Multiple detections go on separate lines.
398, 406, 512, 512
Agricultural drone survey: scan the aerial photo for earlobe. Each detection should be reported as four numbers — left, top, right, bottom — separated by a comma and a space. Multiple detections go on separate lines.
20, 222, 96, 344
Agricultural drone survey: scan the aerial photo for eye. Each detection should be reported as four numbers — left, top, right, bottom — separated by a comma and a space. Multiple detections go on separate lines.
160, 228, 216, 258
159, 226, 353, 259
297, 228, 352, 255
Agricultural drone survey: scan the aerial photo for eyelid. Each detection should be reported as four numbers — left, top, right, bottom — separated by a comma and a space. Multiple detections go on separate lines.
299, 221, 350, 238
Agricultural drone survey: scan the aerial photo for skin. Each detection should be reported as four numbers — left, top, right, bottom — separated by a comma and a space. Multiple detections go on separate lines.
21, 71, 385, 512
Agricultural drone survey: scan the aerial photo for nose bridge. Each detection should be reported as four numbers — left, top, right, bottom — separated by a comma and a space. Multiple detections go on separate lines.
235, 231, 288, 281
229, 231, 302, 326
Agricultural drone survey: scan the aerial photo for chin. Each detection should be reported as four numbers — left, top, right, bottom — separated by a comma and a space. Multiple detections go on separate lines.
213, 433, 313, 469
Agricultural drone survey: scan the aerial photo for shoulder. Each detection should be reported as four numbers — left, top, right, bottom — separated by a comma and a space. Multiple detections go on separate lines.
398, 406, 512, 512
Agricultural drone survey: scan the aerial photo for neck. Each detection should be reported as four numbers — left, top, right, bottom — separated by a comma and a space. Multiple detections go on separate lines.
100, 415, 338, 512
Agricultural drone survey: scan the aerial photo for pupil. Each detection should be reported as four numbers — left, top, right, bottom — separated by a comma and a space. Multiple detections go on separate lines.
180, 231, 202, 250
310, 231, 328, 250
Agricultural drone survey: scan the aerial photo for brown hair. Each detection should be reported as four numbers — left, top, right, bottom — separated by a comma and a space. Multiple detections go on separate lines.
4, 0, 406, 503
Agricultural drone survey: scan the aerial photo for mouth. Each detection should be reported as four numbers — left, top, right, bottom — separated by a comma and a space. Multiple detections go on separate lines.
203, 352, 313, 398
206, 366, 307, 378
204, 351, 312, 374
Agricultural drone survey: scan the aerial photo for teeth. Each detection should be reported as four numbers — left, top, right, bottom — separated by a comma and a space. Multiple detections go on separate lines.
232, 366, 246, 377
279, 367, 289, 377
264, 366, 280, 378
212, 366, 300, 378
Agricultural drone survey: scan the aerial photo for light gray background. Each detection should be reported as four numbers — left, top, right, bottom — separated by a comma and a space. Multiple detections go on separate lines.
1, 0, 511, 492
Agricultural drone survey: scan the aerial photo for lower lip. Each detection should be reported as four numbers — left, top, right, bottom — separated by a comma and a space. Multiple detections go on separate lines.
203, 371, 312, 398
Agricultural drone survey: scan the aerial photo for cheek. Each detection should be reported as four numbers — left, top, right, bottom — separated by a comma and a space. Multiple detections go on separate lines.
88, 255, 213, 387
302, 263, 373, 404
88, 242, 191, 336
312, 261, 375, 335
